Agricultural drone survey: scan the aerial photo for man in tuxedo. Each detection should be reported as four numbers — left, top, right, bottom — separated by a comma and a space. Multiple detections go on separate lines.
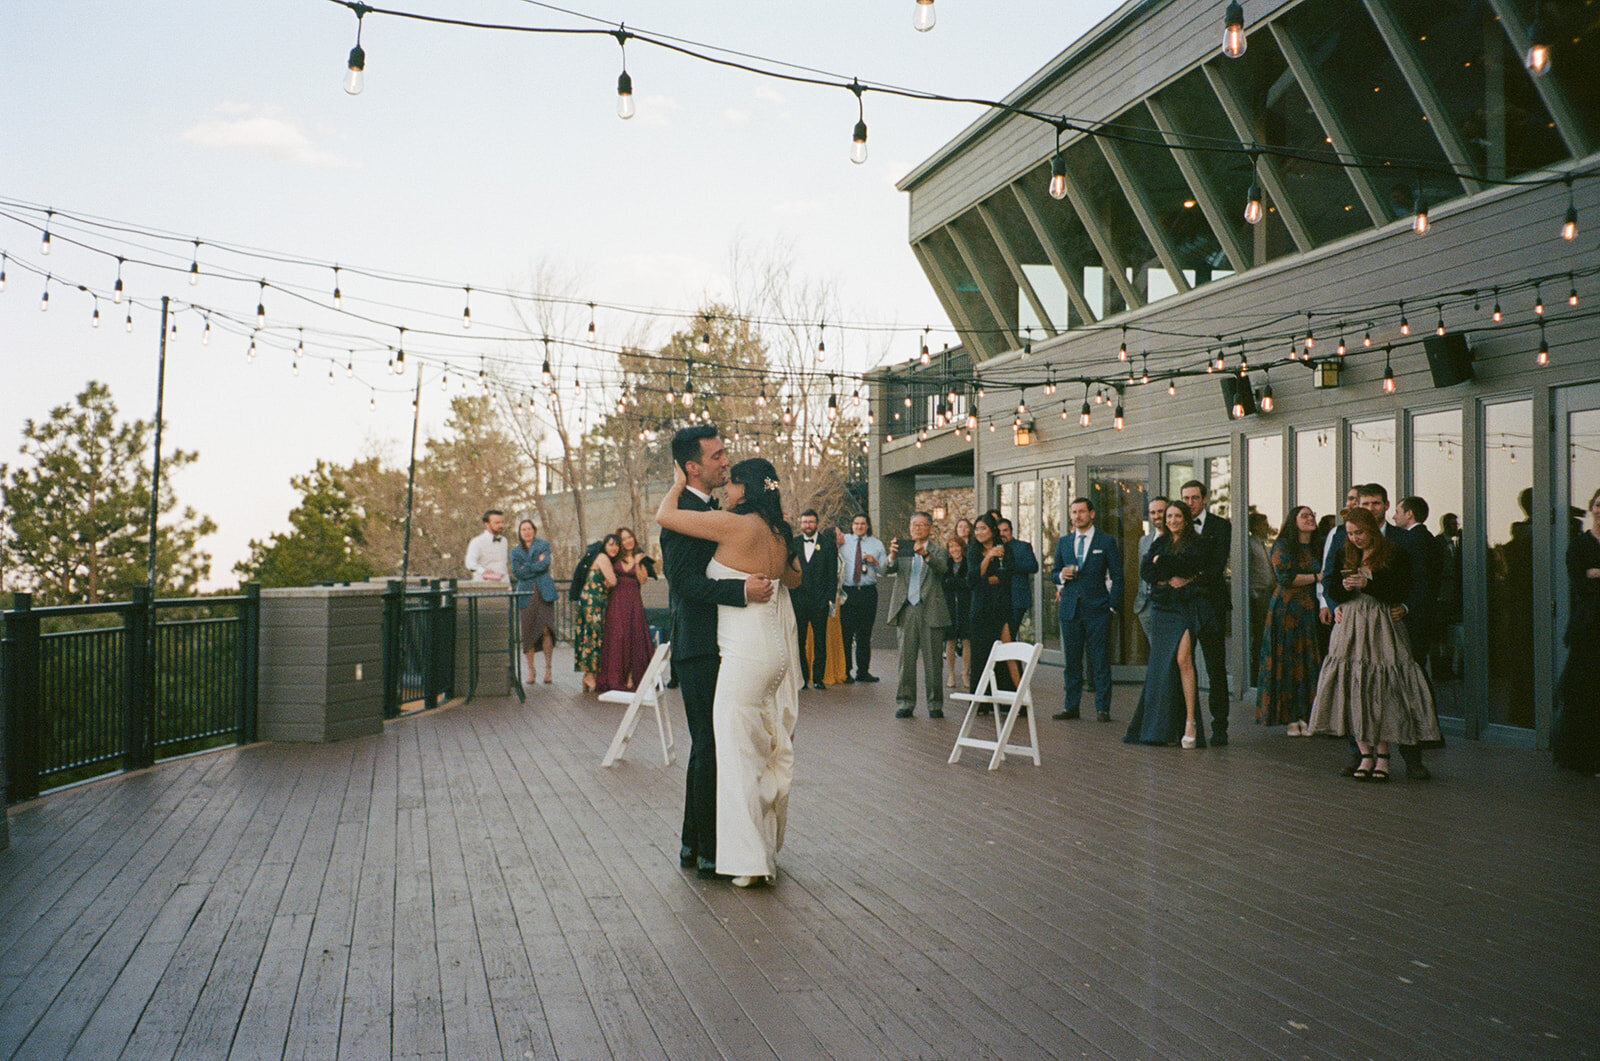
659, 425, 774, 877
884, 511, 951, 718
1181, 480, 1233, 743
1321, 483, 1433, 779
1133, 496, 1167, 645
998, 518, 1039, 639
1052, 497, 1124, 722
792, 510, 838, 690
1394, 495, 1440, 672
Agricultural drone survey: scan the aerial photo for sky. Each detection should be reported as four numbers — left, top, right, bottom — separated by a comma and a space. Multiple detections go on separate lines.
1, 0, 1120, 586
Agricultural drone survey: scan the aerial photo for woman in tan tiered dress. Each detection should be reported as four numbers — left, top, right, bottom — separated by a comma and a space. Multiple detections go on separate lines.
1308, 506, 1439, 781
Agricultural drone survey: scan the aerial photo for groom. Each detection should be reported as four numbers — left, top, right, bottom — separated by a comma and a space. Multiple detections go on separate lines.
660, 425, 774, 877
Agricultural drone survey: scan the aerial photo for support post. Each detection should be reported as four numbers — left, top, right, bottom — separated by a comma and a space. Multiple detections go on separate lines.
2, 593, 42, 804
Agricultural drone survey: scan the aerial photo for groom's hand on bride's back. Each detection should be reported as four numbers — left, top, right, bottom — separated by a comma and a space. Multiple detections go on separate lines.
745, 574, 775, 603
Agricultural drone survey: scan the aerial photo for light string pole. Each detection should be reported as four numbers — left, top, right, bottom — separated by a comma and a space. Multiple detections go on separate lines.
146, 295, 170, 594
399, 369, 424, 586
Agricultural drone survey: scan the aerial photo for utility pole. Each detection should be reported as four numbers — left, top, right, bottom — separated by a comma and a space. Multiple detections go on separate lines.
399, 371, 423, 585
147, 296, 170, 593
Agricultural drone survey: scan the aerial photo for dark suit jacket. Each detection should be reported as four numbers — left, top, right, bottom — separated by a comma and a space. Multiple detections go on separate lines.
660, 491, 747, 663
792, 532, 838, 615
1194, 511, 1232, 612
1399, 524, 1438, 627
1053, 529, 1123, 620
1008, 539, 1039, 612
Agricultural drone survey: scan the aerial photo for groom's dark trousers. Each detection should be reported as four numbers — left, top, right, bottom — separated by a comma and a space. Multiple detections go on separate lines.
660, 490, 748, 872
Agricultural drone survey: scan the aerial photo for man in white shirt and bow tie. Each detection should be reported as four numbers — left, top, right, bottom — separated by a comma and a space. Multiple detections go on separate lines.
1051, 498, 1123, 721
465, 509, 510, 581
791, 510, 839, 689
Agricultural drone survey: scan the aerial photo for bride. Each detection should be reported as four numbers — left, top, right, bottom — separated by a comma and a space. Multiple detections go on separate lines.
656, 456, 803, 887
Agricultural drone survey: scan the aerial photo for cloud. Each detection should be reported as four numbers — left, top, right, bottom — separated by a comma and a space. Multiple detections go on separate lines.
181, 109, 352, 168
722, 107, 751, 126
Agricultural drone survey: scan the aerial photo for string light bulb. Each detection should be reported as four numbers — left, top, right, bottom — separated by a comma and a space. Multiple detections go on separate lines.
462, 287, 471, 329
1525, 16, 1551, 76
1536, 320, 1549, 366
256, 280, 267, 327
615, 30, 635, 120
1140, 355, 1150, 386
1222, 0, 1247, 58
1113, 400, 1125, 431
41, 211, 53, 255
1412, 188, 1431, 234
113, 258, 125, 304
919, 328, 930, 364
0, 252, 7, 291
332, 266, 342, 309
1118, 327, 1128, 362
1382, 346, 1395, 394
849, 80, 868, 165
1303, 314, 1315, 350
1435, 305, 1446, 336
346, 354, 354, 377
1398, 301, 1409, 336
1492, 289, 1503, 322
914, 0, 936, 32
394, 327, 406, 374
1244, 175, 1264, 225
91, 296, 100, 328
587, 303, 597, 343
1568, 275, 1579, 307
827, 392, 839, 420
344, 5, 367, 95
816, 323, 826, 361
1047, 124, 1068, 200
202, 313, 211, 344
756, 384, 767, 408
1535, 283, 1545, 316
39, 275, 49, 311
125, 310, 134, 333
1562, 178, 1578, 240
1079, 386, 1092, 427
1260, 371, 1274, 413
189, 240, 201, 285
1168, 379, 1177, 397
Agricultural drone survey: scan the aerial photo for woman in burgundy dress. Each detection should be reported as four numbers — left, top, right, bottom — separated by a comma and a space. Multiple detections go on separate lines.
597, 527, 655, 693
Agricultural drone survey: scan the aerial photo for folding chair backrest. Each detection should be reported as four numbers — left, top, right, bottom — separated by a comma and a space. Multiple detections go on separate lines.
637, 641, 672, 697
971, 640, 1038, 698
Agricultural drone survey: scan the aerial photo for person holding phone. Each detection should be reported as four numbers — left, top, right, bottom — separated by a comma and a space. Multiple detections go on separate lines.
883, 512, 951, 718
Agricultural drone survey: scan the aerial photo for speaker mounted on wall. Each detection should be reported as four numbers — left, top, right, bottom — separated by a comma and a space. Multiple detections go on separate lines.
1422, 333, 1474, 387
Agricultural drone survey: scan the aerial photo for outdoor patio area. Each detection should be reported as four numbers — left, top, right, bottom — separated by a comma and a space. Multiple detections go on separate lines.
2, 651, 1598, 1060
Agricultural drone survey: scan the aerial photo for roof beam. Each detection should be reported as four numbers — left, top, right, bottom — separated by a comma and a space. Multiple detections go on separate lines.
1203, 64, 1315, 252
1144, 95, 1250, 273
911, 237, 998, 362
1008, 184, 1098, 327
975, 201, 1060, 337
945, 220, 1020, 351
1052, 158, 1143, 312
1361, 0, 1482, 195
1484, 0, 1592, 159
1095, 136, 1192, 297
1270, 21, 1390, 227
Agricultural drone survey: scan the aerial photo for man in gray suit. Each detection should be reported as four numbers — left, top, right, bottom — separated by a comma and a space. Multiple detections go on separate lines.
884, 511, 952, 718
1133, 496, 1167, 645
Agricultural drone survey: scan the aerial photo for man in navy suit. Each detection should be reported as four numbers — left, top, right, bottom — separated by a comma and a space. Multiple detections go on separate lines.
1321, 483, 1433, 780
1051, 497, 1124, 722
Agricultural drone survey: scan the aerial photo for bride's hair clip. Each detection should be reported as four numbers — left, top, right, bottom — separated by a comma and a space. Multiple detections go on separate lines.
764, 477, 780, 492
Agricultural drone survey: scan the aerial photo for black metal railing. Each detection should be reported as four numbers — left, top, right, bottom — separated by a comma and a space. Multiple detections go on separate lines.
2, 585, 260, 803
381, 579, 456, 717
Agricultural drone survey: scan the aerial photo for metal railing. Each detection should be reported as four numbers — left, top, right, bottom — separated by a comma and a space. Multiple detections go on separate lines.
2, 585, 261, 803
381, 579, 456, 717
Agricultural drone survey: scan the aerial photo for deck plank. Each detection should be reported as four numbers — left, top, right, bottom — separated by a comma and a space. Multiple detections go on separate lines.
2, 653, 1598, 1061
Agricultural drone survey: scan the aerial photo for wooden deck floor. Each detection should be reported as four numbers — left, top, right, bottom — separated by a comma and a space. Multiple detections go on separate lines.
3, 650, 1599, 1060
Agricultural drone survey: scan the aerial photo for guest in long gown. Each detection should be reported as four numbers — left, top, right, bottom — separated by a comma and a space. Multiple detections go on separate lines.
1308, 507, 1440, 781
966, 513, 1015, 695
597, 527, 654, 693
1125, 503, 1207, 748
1256, 506, 1323, 734
510, 519, 558, 685
1553, 488, 1600, 775
943, 537, 972, 691
574, 534, 620, 692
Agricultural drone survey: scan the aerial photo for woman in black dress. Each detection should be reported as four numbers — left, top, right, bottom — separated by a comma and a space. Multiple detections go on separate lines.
1553, 488, 1600, 774
966, 512, 1015, 693
942, 536, 972, 691
1125, 502, 1207, 748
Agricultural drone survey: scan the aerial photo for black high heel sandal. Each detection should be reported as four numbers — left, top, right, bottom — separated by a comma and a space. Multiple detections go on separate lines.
1351, 755, 1375, 780
1369, 754, 1390, 783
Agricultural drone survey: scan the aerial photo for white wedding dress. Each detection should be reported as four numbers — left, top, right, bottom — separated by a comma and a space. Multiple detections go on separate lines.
708, 557, 802, 881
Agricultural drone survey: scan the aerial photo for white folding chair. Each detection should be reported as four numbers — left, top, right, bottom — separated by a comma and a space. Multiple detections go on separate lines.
948, 641, 1044, 770
599, 642, 676, 767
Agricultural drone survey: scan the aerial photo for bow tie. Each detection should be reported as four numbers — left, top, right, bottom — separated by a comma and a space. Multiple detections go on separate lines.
804, 536, 816, 543
492, 535, 503, 542
709, 497, 720, 510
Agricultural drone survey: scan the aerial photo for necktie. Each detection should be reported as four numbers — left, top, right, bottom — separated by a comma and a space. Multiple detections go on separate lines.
908, 554, 921, 605
1076, 533, 1087, 566
852, 538, 864, 584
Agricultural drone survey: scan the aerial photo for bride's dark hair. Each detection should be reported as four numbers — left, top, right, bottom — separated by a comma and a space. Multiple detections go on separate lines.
728, 457, 795, 557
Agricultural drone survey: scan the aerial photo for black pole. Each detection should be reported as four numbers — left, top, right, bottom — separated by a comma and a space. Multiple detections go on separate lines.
399, 371, 423, 586
147, 296, 169, 593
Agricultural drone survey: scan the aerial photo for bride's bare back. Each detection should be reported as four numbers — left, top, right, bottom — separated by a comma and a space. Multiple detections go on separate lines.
712, 515, 795, 582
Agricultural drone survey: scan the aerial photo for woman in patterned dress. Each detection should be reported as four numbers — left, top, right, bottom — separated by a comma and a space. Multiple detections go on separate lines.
574, 534, 620, 692
1256, 506, 1324, 733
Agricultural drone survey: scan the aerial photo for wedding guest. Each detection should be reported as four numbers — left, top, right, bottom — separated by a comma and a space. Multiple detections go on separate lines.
884, 512, 950, 718
1051, 497, 1122, 722
942, 537, 972, 691
1308, 507, 1440, 781
1132, 496, 1167, 646
464, 509, 509, 582
1125, 502, 1207, 748
953, 517, 976, 566
998, 517, 1039, 640
574, 533, 620, 693
1246, 510, 1275, 686
839, 513, 885, 683
791, 511, 838, 690
1255, 506, 1322, 735
1180, 480, 1232, 744
510, 519, 558, 685
966, 512, 1015, 696
1553, 488, 1600, 775
597, 528, 655, 693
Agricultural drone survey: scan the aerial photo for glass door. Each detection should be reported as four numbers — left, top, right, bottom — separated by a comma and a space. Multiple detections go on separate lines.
996, 469, 1070, 653
1087, 463, 1151, 676
1555, 384, 1600, 701
1482, 399, 1535, 733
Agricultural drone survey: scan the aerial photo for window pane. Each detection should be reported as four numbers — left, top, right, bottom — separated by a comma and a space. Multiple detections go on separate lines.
1041, 474, 1063, 652
1410, 408, 1464, 719
1349, 418, 1397, 494
1088, 466, 1150, 667
1111, 103, 1236, 290
1294, 427, 1338, 522
1246, 434, 1284, 687
1484, 400, 1534, 729
1061, 136, 1158, 315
